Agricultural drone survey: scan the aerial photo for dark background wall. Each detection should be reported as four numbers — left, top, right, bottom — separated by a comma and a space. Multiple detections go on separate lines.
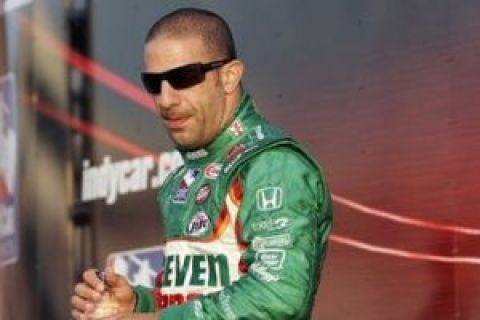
1, 1, 480, 319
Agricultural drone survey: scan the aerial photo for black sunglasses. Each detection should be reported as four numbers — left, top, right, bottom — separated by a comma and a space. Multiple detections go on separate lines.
141, 59, 233, 95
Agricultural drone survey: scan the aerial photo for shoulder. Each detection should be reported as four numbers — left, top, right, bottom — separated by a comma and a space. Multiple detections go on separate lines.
233, 144, 331, 222
236, 144, 329, 204
240, 144, 322, 180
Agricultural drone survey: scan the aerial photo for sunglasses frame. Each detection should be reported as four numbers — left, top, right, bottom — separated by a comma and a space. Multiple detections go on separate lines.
141, 59, 233, 95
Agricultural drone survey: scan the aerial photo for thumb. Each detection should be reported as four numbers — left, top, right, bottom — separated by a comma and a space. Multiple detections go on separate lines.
103, 256, 134, 308
103, 256, 130, 290
103, 255, 123, 288
105, 254, 116, 271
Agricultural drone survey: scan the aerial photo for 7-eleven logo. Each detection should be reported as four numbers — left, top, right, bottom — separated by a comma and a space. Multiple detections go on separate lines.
256, 187, 283, 211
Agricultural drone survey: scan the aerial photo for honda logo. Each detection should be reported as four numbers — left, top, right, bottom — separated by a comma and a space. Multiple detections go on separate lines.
256, 187, 283, 211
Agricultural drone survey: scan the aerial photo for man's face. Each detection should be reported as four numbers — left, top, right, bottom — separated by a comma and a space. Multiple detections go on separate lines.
144, 36, 229, 150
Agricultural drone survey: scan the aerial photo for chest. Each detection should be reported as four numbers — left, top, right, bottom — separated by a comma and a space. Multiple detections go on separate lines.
159, 164, 230, 239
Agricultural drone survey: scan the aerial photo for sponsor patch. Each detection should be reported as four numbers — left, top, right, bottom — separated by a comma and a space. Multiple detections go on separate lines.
162, 254, 230, 288
250, 263, 279, 283
185, 149, 208, 161
225, 144, 247, 161
186, 211, 211, 236
154, 291, 199, 310
256, 187, 283, 211
256, 249, 286, 270
172, 188, 188, 203
223, 144, 259, 174
172, 168, 200, 203
195, 184, 211, 204
251, 217, 289, 232
252, 234, 291, 250
228, 119, 245, 137
204, 163, 222, 179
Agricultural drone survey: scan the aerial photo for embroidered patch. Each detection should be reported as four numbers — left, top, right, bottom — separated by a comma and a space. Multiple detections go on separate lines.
195, 184, 211, 204
256, 187, 283, 211
186, 211, 211, 236
225, 144, 247, 161
172, 168, 200, 203
228, 119, 245, 137
185, 149, 208, 160
204, 163, 222, 179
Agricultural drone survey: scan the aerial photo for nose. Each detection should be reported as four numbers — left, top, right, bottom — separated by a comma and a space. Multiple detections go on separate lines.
154, 80, 180, 111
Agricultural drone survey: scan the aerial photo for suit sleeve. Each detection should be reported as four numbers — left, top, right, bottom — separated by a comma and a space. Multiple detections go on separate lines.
158, 146, 333, 320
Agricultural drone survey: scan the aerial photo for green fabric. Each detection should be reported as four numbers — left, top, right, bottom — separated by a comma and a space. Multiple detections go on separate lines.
137, 93, 333, 319
197, 148, 331, 320
134, 285, 158, 313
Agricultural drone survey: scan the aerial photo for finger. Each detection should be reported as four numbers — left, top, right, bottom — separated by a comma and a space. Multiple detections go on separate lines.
71, 295, 96, 313
103, 312, 133, 320
103, 266, 119, 288
105, 255, 116, 271
104, 255, 118, 285
74, 283, 103, 302
83, 269, 105, 292
71, 309, 91, 320
104, 261, 127, 289
71, 309, 83, 320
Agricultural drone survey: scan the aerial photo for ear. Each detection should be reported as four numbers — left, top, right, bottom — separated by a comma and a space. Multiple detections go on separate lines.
220, 60, 244, 94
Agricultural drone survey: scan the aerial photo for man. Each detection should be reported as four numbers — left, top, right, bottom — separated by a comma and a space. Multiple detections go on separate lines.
72, 7, 332, 320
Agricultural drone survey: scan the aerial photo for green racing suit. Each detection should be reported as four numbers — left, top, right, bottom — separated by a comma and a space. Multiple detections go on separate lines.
133, 93, 333, 319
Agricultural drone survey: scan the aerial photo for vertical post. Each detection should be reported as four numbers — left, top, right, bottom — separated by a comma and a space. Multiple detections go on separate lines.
66, 0, 95, 280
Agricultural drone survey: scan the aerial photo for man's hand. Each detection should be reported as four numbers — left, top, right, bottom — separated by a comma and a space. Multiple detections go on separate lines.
71, 262, 136, 320
102, 313, 160, 320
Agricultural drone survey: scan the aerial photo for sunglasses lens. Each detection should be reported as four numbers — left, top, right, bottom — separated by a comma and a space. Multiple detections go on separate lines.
141, 73, 162, 94
167, 64, 205, 90
141, 61, 224, 94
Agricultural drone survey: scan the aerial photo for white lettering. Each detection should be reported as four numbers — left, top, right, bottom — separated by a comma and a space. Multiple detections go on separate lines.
256, 249, 286, 270
251, 217, 289, 232
80, 152, 181, 205
250, 263, 279, 283
151, 151, 183, 188
252, 234, 291, 250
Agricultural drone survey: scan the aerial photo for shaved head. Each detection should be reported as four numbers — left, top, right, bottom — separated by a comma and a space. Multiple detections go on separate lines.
145, 8, 237, 60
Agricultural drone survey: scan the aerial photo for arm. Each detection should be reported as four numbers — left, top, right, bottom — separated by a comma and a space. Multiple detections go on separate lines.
158, 147, 333, 319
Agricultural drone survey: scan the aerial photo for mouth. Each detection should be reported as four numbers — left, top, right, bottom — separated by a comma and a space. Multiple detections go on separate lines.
163, 115, 190, 130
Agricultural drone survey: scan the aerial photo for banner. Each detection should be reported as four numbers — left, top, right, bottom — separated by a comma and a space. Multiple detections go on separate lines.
109, 246, 165, 287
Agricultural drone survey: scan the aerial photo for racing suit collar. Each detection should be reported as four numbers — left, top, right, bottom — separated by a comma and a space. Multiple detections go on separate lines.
180, 92, 255, 166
